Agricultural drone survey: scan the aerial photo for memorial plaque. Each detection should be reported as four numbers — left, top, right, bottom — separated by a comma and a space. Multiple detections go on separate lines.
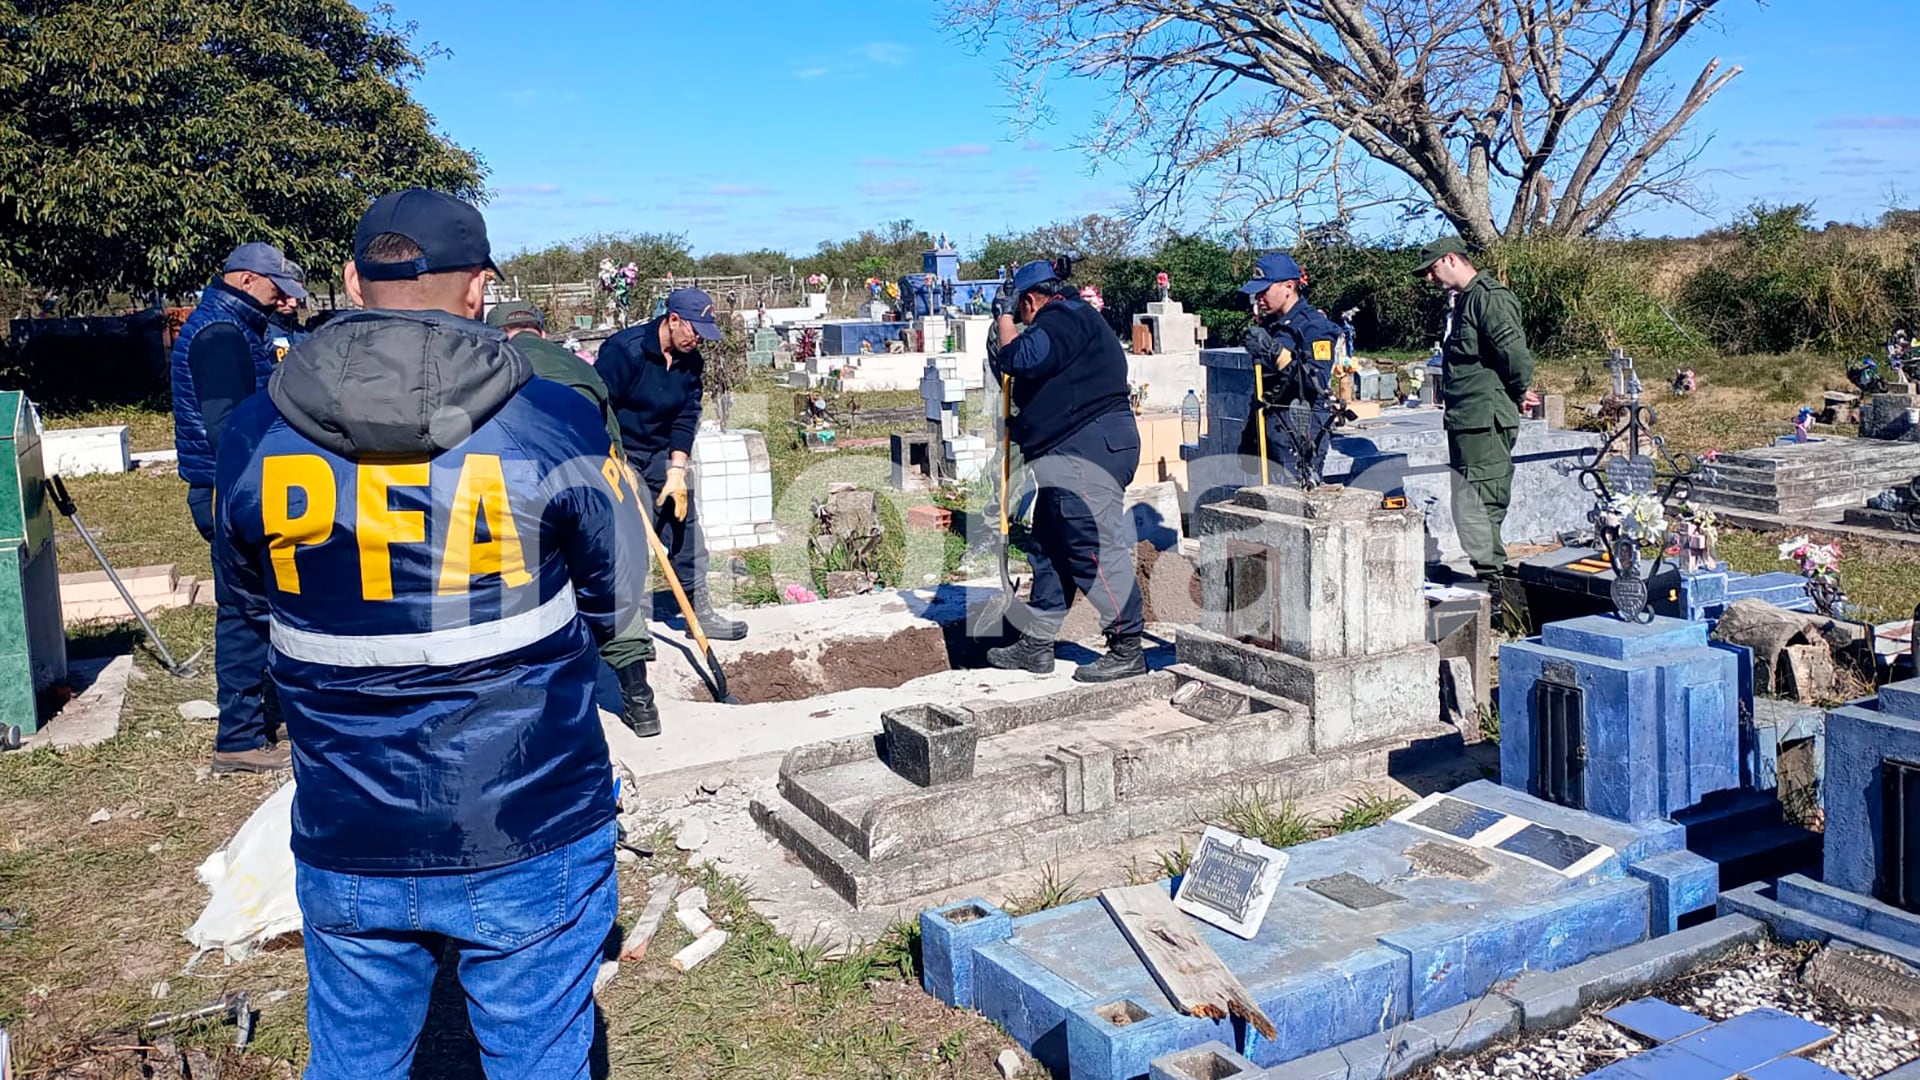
1605, 454, 1657, 496
1804, 946, 1920, 1025
1494, 824, 1611, 877
1405, 840, 1491, 879
1408, 797, 1507, 842
1302, 872, 1402, 910
1173, 826, 1289, 938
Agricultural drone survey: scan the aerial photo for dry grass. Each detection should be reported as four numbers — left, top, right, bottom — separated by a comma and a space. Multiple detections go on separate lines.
0, 470, 1006, 1079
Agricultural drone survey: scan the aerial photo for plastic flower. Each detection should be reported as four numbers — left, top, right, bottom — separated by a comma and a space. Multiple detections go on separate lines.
1604, 492, 1667, 542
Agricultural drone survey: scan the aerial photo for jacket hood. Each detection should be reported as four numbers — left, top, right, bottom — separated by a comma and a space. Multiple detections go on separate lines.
268, 309, 530, 459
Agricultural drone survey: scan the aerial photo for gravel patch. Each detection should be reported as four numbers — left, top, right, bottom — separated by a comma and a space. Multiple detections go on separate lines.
1422, 941, 1920, 1080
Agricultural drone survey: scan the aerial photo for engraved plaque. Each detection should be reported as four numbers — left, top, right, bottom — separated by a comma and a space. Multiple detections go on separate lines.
1302, 872, 1403, 910
1409, 797, 1507, 842
1406, 840, 1491, 879
1495, 824, 1606, 876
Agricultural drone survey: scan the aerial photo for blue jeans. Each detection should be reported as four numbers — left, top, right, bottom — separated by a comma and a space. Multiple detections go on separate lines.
296, 822, 618, 1080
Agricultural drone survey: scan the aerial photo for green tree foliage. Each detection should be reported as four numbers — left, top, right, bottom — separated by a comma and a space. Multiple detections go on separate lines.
1680, 204, 1905, 355
798, 219, 934, 283
498, 231, 695, 288
965, 214, 1138, 282
0, 0, 485, 301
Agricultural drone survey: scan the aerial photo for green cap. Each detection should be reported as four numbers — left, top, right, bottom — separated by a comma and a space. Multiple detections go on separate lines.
485, 300, 544, 331
1412, 236, 1472, 275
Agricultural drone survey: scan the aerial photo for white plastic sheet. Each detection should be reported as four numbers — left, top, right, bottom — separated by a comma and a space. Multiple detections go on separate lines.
185, 780, 298, 965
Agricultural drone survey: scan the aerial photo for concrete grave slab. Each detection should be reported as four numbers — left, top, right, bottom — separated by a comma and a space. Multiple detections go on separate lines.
939, 784, 1673, 1077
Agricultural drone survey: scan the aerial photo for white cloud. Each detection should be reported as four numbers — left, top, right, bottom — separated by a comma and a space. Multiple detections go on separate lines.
929, 143, 992, 159
863, 42, 910, 66
794, 67, 831, 79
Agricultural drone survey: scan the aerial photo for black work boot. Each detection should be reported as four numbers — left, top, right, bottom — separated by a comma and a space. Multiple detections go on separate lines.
1074, 634, 1147, 683
690, 589, 747, 642
617, 661, 661, 738
987, 633, 1056, 674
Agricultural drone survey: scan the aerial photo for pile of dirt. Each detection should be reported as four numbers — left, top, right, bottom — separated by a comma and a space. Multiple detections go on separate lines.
720, 625, 954, 705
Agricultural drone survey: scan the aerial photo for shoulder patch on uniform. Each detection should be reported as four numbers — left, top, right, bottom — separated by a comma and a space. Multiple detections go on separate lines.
1313, 339, 1332, 362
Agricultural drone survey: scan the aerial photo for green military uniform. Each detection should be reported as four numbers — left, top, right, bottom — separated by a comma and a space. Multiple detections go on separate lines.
1427, 247, 1534, 579
494, 309, 655, 668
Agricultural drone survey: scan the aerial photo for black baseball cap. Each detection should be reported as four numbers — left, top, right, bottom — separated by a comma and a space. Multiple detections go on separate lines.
663, 289, 724, 340
353, 188, 501, 282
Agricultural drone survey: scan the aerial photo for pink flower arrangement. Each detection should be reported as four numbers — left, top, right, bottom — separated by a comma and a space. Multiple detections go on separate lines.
783, 583, 820, 604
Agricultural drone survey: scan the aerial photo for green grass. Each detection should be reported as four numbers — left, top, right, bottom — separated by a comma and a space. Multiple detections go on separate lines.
40, 403, 175, 453
1005, 862, 1088, 917
1326, 792, 1413, 835
1716, 527, 1918, 624
0, 438, 1013, 1077
1213, 786, 1318, 849
1208, 786, 1413, 851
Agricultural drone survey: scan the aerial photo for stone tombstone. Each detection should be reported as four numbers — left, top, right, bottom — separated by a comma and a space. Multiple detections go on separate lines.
1178, 484, 1438, 753
1172, 825, 1288, 938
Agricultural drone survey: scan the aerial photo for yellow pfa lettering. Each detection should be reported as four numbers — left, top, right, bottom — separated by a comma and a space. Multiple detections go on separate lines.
357, 462, 429, 601
261, 455, 336, 594
601, 452, 626, 502
439, 454, 533, 594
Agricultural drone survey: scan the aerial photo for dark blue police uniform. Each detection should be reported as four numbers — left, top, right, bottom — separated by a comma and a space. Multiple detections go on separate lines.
594, 292, 746, 640
1236, 253, 1342, 484
992, 294, 1145, 644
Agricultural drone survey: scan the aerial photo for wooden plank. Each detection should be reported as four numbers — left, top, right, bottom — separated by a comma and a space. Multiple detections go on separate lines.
1098, 884, 1278, 1039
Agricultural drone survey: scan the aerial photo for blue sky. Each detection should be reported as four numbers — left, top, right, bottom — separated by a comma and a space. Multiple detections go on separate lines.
389, 0, 1920, 258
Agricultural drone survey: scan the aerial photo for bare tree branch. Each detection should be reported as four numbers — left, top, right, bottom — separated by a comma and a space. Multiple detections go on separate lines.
946, 0, 1750, 244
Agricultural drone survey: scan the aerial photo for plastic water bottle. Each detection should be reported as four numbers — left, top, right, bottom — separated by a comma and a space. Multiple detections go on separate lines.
1181, 388, 1202, 445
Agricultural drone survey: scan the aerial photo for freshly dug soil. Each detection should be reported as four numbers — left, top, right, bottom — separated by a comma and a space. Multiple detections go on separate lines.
722, 625, 955, 705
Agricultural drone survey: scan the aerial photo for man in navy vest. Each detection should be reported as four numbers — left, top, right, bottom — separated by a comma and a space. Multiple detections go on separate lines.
171, 242, 306, 774
215, 189, 647, 1078
985, 259, 1147, 683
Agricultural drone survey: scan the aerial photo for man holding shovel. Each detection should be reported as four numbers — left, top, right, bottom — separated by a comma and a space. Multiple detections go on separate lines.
983, 258, 1146, 683
596, 289, 749, 644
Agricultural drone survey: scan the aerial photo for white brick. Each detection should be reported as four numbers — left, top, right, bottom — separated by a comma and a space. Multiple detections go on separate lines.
747, 474, 773, 498
42, 425, 131, 477
750, 495, 773, 522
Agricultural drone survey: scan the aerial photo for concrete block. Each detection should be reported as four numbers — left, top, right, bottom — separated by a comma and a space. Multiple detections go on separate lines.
1379, 877, 1650, 1016
881, 703, 981, 787
1627, 849, 1721, 935
1775, 874, 1920, 952
1718, 882, 1920, 967
41, 424, 130, 477
1148, 1042, 1262, 1080
920, 898, 1014, 1009
1404, 995, 1521, 1060
1498, 914, 1766, 1032
1068, 997, 1227, 1080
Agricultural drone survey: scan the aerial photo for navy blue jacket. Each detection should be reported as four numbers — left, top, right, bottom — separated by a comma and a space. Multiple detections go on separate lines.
172, 280, 281, 487
1257, 298, 1340, 407
990, 297, 1131, 458
596, 319, 704, 465
215, 309, 647, 874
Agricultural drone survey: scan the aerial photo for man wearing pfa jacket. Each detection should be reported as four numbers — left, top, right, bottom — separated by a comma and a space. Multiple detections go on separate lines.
215, 189, 648, 1079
